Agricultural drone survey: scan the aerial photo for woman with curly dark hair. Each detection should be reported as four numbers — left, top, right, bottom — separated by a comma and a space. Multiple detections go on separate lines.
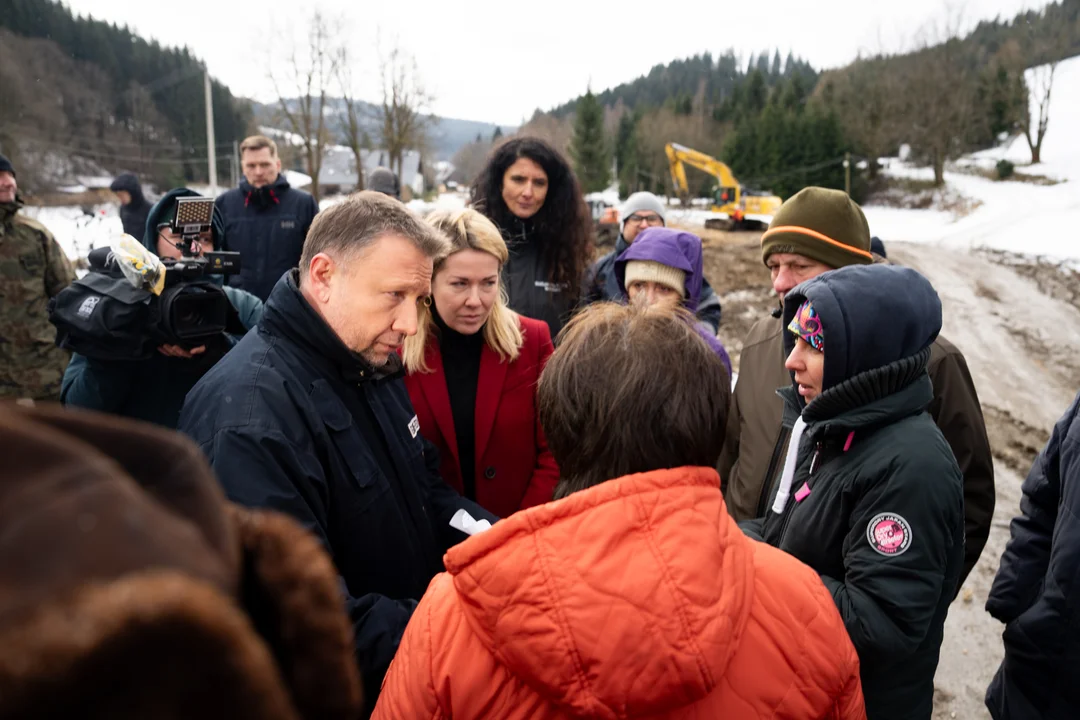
470, 137, 593, 337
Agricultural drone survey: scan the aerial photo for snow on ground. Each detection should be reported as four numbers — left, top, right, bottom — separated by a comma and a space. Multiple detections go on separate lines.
22, 204, 124, 265
864, 54, 1080, 264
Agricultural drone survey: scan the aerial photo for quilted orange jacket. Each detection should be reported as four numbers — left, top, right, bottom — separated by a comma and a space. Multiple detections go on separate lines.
373, 466, 866, 719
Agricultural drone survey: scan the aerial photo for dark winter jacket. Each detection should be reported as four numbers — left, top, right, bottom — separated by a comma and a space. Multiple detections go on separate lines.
60, 188, 263, 429
498, 218, 582, 339
588, 231, 722, 333
985, 391, 1080, 720
742, 264, 964, 720
718, 313, 994, 592
178, 270, 498, 716
110, 173, 153, 239
614, 227, 732, 376
214, 174, 319, 301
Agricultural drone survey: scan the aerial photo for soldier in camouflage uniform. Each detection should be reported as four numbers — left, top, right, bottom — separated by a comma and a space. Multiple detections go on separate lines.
0, 153, 76, 400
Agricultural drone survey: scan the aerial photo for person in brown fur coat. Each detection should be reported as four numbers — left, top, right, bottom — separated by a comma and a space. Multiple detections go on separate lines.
0, 400, 363, 720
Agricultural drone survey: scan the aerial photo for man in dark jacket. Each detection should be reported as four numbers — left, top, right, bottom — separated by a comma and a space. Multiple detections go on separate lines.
585, 191, 722, 333
985, 391, 1080, 719
718, 187, 994, 591
214, 135, 319, 301
110, 172, 153, 239
61, 188, 263, 429
179, 191, 498, 716
743, 263, 964, 720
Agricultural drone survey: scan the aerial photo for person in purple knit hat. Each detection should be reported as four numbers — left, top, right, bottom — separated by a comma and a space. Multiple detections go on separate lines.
615, 227, 732, 377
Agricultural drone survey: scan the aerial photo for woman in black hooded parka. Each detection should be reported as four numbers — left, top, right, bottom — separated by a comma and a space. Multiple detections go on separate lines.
741, 263, 965, 720
985, 390, 1080, 720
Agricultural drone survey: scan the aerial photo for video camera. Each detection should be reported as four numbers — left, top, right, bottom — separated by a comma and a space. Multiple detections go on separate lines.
48, 196, 247, 361
156, 197, 242, 344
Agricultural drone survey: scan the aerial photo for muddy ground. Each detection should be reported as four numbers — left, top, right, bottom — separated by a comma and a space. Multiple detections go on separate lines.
664, 223, 1080, 719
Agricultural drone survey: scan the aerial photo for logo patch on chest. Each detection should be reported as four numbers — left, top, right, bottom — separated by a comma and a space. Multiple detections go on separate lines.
408, 415, 420, 439
280, 220, 296, 229
866, 513, 912, 556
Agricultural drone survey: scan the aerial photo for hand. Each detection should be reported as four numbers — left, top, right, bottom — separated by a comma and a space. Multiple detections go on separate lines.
157, 344, 206, 359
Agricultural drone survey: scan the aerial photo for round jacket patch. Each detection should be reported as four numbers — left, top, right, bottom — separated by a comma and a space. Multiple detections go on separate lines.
866, 513, 912, 556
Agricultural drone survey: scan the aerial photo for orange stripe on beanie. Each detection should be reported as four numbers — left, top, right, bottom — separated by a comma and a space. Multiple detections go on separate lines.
761, 187, 872, 269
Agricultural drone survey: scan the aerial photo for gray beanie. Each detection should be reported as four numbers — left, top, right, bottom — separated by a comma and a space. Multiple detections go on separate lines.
620, 192, 665, 226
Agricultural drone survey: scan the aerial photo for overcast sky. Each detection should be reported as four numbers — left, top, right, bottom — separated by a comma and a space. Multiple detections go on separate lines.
64, 0, 1051, 126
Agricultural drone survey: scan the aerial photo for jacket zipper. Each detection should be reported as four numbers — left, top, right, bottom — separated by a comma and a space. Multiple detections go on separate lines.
777, 441, 821, 549
757, 425, 791, 518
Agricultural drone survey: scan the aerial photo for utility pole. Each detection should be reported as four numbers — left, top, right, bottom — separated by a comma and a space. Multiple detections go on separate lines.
843, 152, 851, 196
204, 70, 217, 195
232, 140, 240, 188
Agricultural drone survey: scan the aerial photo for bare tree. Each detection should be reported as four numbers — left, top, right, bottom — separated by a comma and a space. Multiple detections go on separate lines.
378, 42, 433, 182
518, 111, 574, 156
450, 138, 493, 185
335, 44, 366, 192
818, 56, 904, 180
1020, 58, 1060, 165
903, 12, 978, 186
269, 10, 337, 203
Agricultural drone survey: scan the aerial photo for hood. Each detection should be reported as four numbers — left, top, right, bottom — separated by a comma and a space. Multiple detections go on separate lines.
143, 187, 227, 255
443, 466, 752, 718
614, 227, 705, 311
109, 173, 146, 204
782, 264, 941, 396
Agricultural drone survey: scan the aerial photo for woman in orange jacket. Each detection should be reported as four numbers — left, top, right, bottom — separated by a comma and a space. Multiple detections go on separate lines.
374, 303, 866, 720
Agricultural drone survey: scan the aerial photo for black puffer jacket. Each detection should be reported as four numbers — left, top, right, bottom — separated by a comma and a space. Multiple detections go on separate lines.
985, 391, 1080, 720
742, 264, 964, 720
499, 218, 582, 338
109, 173, 153, 239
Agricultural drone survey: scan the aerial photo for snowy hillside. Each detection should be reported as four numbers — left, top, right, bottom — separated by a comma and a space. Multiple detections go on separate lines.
863, 54, 1080, 264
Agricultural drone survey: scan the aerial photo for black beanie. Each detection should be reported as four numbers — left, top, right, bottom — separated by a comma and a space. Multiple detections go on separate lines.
0, 154, 14, 178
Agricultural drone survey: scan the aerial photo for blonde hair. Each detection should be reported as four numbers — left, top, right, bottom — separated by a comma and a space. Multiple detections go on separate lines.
403, 208, 524, 373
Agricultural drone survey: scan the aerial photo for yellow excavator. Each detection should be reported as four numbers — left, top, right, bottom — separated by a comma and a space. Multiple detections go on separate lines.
665, 142, 782, 230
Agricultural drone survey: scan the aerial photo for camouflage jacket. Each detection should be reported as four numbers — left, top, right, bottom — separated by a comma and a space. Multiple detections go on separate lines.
0, 200, 76, 400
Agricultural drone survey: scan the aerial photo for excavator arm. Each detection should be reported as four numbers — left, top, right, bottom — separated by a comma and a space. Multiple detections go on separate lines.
664, 143, 692, 205
663, 142, 782, 230
665, 142, 741, 208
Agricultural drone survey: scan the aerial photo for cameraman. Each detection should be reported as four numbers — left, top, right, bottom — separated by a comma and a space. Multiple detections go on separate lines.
60, 189, 262, 429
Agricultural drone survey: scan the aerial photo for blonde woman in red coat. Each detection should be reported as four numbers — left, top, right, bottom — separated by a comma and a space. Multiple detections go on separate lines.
403, 208, 558, 518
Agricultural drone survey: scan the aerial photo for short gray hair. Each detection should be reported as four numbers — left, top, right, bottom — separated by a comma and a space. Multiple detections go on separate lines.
299, 191, 450, 276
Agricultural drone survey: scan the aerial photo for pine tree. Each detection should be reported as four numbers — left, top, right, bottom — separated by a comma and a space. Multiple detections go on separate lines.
570, 87, 611, 193
614, 112, 640, 196
491, 126, 503, 142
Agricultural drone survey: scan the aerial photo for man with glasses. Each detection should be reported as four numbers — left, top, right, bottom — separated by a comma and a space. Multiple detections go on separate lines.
585, 191, 722, 333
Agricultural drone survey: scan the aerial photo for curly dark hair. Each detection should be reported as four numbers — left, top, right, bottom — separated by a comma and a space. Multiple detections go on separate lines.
470, 137, 594, 298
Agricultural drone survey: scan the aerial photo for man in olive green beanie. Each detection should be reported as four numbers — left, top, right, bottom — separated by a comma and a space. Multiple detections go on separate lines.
760, 186, 874, 273
721, 186, 995, 596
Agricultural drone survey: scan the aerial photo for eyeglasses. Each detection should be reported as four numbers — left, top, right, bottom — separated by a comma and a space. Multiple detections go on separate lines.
625, 213, 664, 226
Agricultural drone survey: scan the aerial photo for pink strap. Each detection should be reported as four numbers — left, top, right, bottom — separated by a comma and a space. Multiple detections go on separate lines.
843, 431, 855, 452
794, 482, 811, 503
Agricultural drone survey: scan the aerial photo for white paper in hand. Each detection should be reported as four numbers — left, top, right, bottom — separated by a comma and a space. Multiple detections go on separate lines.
449, 508, 492, 536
